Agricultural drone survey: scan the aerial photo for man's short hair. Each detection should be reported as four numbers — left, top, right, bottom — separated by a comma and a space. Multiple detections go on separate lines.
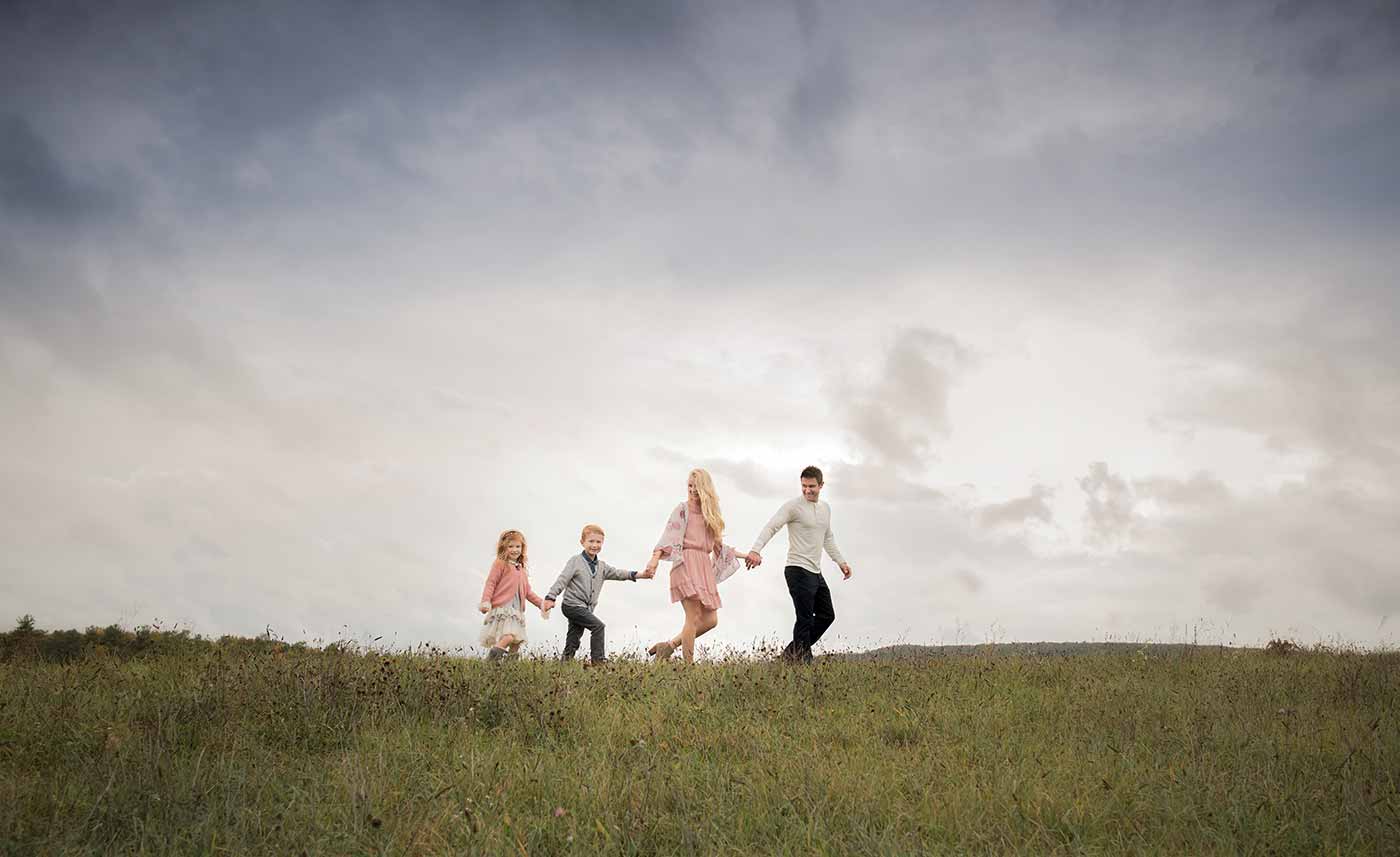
800, 465, 824, 485
580, 524, 605, 541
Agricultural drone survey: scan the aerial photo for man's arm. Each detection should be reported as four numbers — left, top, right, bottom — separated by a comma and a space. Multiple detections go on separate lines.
750, 500, 796, 554
822, 508, 852, 579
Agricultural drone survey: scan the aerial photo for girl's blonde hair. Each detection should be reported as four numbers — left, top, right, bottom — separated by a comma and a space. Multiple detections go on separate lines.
495, 529, 528, 566
689, 468, 725, 542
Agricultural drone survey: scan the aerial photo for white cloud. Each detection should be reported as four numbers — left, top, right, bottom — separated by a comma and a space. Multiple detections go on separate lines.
978, 484, 1054, 529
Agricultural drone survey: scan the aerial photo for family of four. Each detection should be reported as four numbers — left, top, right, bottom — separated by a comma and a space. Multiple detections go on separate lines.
477, 465, 853, 664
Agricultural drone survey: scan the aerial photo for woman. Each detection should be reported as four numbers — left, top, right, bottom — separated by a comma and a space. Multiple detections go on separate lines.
645, 468, 744, 664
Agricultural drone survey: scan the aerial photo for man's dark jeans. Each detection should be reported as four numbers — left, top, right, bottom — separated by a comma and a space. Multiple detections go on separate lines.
561, 602, 607, 663
783, 565, 835, 663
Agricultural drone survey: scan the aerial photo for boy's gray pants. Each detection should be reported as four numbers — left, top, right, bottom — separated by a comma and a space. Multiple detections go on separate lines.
561, 602, 606, 662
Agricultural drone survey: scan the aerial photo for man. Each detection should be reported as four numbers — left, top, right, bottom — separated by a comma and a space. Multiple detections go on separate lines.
747, 466, 853, 663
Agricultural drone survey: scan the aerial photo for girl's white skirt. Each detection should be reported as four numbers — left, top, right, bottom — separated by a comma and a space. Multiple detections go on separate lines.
479, 606, 527, 648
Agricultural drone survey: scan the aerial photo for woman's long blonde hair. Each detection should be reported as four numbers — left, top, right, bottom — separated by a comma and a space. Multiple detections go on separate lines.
495, 529, 528, 566
689, 468, 725, 542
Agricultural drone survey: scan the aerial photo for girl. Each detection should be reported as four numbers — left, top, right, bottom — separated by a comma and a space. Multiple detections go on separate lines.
479, 529, 546, 660
645, 468, 743, 664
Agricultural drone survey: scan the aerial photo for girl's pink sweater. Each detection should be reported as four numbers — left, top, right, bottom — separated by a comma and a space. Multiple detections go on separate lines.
480, 559, 545, 610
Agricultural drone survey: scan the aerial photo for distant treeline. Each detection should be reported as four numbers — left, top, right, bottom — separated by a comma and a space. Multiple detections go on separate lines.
0, 615, 305, 663
0, 615, 1342, 664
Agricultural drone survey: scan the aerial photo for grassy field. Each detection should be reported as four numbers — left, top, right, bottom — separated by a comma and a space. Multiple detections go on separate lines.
2, 640, 1397, 855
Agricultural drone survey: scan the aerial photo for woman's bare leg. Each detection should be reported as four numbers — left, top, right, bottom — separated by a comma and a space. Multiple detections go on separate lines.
671, 598, 703, 664
696, 608, 718, 639
651, 600, 719, 663
675, 607, 719, 641
663, 601, 720, 664
649, 612, 683, 660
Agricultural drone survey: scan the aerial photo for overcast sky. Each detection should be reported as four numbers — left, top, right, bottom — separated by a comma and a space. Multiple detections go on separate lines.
3, 0, 1398, 654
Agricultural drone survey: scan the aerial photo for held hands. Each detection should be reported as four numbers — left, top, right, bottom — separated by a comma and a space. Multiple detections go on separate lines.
745, 551, 762, 570
541, 599, 554, 619
640, 565, 656, 579
840, 562, 852, 580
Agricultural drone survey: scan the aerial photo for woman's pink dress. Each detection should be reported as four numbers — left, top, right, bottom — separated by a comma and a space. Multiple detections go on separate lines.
670, 500, 722, 609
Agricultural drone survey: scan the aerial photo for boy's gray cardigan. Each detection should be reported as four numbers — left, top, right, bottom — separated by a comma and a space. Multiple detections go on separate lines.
544, 553, 639, 611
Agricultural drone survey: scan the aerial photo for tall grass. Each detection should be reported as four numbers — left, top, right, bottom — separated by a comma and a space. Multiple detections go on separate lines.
2, 642, 1397, 855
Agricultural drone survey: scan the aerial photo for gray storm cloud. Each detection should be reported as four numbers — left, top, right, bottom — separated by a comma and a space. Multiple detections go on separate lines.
0, 115, 118, 224
2, 0, 1398, 648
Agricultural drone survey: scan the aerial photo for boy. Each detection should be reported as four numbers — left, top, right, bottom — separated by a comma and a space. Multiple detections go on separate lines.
543, 524, 654, 663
